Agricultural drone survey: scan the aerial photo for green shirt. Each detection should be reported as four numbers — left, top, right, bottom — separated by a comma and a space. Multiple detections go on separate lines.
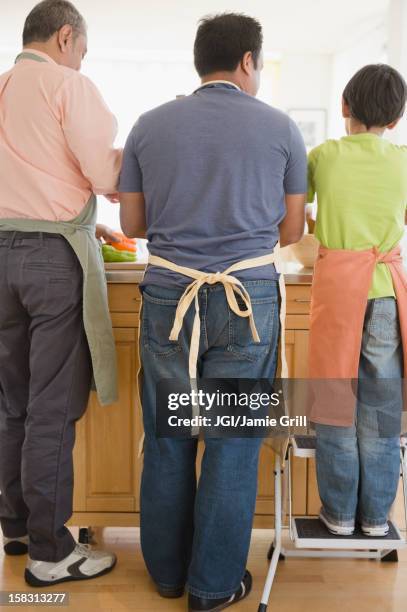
308, 133, 407, 299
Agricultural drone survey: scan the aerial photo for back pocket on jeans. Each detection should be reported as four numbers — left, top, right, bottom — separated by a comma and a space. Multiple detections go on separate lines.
142, 291, 182, 357
228, 297, 279, 362
367, 298, 401, 342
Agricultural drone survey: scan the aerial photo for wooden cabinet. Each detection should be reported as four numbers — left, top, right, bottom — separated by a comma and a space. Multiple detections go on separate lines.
71, 280, 319, 529
72, 284, 142, 527
254, 287, 318, 521
73, 328, 141, 515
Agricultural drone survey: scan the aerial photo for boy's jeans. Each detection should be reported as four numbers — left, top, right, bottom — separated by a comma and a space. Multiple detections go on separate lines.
316, 297, 403, 527
140, 280, 279, 599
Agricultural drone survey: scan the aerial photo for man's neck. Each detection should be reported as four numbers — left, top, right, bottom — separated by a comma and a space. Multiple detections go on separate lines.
201, 72, 241, 90
23, 43, 58, 64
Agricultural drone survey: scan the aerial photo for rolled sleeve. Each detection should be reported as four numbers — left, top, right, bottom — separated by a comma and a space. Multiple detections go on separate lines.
284, 119, 307, 194
119, 124, 143, 193
58, 73, 122, 194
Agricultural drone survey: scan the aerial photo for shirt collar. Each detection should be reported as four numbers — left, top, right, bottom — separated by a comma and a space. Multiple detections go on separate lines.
195, 79, 241, 92
16, 49, 57, 65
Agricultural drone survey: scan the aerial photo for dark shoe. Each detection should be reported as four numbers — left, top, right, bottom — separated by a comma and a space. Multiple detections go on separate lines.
3, 535, 29, 556
157, 584, 184, 598
188, 570, 252, 611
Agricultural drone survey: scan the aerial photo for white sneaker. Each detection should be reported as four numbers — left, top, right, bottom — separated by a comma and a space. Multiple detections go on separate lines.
319, 508, 355, 536
3, 535, 29, 556
25, 543, 116, 587
361, 522, 389, 537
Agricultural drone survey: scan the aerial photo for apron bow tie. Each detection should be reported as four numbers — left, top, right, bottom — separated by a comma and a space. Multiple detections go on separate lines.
147, 252, 287, 380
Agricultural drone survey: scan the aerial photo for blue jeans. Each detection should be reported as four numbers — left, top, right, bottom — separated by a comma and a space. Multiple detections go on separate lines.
139, 281, 280, 598
316, 297, 403, 526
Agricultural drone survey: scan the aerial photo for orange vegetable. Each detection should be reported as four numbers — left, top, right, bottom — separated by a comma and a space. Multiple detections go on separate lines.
107, 232, 137, 252
108, 241, 137, 252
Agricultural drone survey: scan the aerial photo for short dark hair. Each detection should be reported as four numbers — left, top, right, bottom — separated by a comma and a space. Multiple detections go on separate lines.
343, 64, 407, 129
194, 13, 263, 77
23, 0, 85, 46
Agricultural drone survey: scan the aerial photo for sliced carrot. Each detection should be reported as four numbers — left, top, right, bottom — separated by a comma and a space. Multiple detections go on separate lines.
111, 232, 136, 245
108, 241, 137, 252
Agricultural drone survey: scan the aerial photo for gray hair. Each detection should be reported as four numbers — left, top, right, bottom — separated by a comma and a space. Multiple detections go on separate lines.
23, 0, 86, 46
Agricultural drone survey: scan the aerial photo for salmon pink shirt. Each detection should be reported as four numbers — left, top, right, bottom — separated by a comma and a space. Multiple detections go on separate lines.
0, 49, 122, 221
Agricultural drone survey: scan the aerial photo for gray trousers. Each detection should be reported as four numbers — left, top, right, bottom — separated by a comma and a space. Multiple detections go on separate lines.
0, 231, 92, 562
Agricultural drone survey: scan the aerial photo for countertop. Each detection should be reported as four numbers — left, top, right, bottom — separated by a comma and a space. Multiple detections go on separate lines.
104, 262, 313, 285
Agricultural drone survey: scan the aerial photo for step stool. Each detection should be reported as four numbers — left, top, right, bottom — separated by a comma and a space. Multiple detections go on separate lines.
258, 434, 407, 611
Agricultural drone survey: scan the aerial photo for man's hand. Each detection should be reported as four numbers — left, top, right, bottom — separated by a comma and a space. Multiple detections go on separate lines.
104, 193, 120, 203
95, 223, 120, 243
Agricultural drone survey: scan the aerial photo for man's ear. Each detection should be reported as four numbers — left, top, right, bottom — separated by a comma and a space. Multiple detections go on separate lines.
241, 51, 253, 76
57, 24, 74, 53
386, 117, 401, 131
342, 97, 351, 118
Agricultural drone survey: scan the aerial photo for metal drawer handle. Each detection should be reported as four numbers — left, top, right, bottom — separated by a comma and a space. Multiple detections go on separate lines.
293, 299, 311, 303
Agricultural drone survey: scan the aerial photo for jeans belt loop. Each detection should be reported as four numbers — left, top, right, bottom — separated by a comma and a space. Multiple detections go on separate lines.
8, 231, 17, 250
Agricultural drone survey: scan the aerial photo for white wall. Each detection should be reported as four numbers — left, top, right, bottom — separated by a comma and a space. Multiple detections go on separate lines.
328, 23, 388, 139
387, 0, 407, 260
387, 0, 407, 145
278, 53, 333, 116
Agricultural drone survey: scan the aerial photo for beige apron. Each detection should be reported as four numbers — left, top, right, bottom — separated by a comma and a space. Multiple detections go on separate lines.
137, 250, 288, 457
0, 195, 118, 406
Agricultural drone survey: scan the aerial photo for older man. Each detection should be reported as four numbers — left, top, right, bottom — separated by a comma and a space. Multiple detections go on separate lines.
0, 0, 121, 586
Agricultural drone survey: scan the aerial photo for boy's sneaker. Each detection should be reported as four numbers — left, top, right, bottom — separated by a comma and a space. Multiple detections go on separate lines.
188, 570, 252, 611
25, 543, 116, 587
319, 507, 355, 536
361, 522, 389, 537
3, 535, 29, 556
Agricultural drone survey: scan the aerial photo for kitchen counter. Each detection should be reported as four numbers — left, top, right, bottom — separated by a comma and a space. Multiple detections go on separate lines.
104, 261, 313, 285
72, 259, 318, 529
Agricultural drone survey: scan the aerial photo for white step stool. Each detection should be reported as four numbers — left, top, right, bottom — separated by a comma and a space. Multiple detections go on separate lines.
258, 434, 407, 611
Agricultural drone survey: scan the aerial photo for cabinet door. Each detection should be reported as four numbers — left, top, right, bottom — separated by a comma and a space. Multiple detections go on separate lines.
73, 327, 142, 513
255, 329, 309, 516
307, 458, 321, 515
287, 328, 321, 515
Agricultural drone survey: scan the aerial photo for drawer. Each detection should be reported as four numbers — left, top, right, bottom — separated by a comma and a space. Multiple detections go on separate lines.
286, 285, 311, 314
107, 284, 141, 312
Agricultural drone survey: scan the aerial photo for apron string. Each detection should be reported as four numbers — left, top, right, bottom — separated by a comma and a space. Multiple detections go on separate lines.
148, 251, 287, 380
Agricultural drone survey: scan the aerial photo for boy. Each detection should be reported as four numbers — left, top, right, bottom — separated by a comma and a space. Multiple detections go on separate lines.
308, 64, 407, 536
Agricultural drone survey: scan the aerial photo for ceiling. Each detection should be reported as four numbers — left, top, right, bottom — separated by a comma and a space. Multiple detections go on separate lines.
0, 0, 389, 56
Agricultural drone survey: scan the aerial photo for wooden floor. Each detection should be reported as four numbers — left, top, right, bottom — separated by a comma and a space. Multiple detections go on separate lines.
1, 526, 407, 612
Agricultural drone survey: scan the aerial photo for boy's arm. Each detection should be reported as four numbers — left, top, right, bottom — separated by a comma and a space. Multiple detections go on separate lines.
118, 123, 147, 238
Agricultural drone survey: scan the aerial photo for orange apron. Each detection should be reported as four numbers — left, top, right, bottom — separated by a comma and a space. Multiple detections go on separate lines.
308, 244, 407, 426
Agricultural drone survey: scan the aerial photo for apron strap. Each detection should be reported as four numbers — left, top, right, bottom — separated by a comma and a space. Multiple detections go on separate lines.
148, 251, 288, 380
15, 52, 48, 64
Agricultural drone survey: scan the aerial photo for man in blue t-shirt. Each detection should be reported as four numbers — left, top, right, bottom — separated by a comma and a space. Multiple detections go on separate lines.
119, 13, 307, 611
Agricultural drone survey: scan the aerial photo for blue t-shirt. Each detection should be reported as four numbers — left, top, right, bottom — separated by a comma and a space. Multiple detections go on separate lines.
119, 83, 307, 287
